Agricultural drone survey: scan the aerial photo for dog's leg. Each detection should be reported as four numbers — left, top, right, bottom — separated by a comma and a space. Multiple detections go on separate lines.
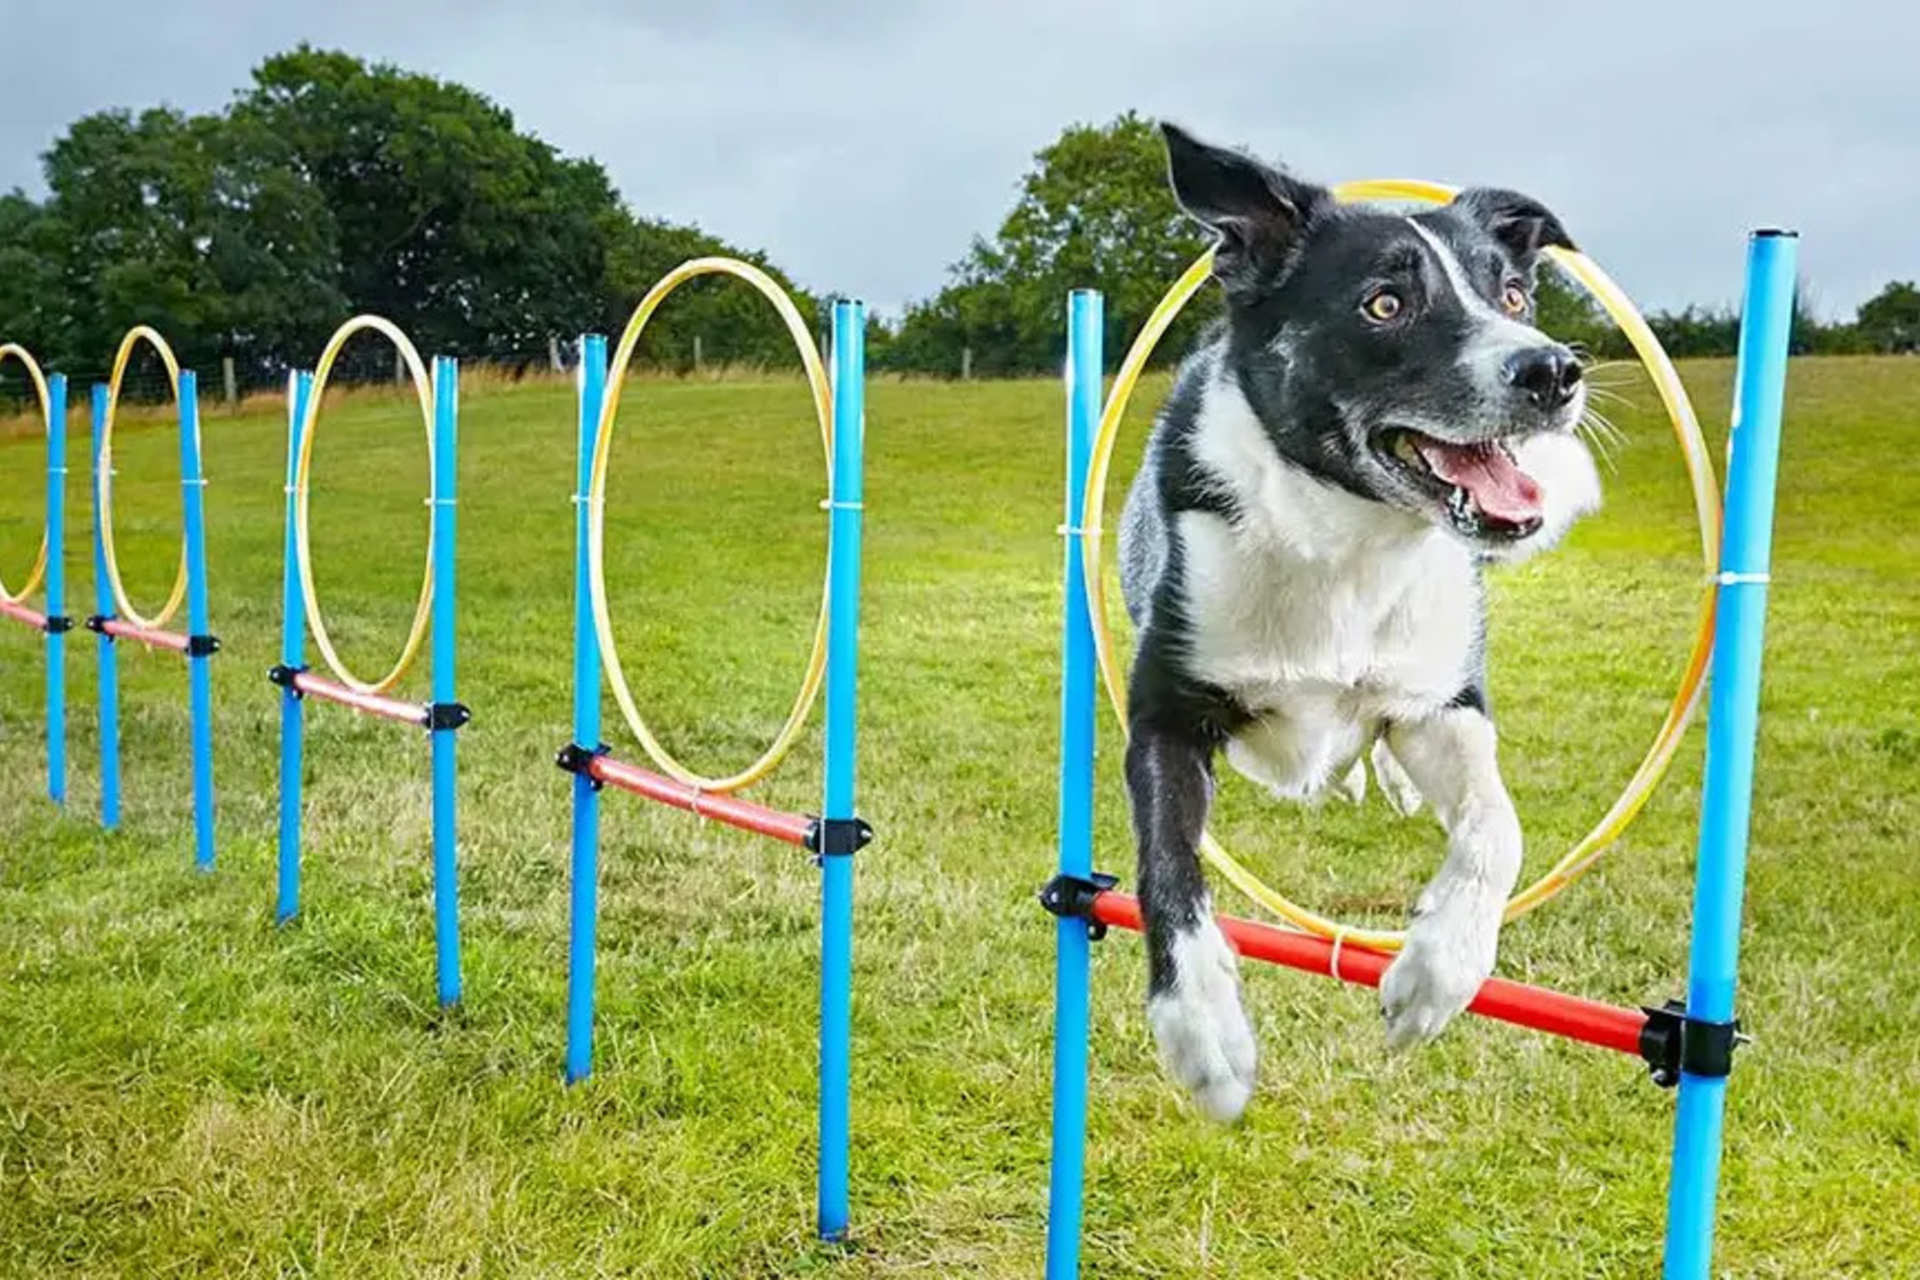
1370, 735, 1425, 816
1127, 723, 1257, 1122
1377, 707, 1522, 1048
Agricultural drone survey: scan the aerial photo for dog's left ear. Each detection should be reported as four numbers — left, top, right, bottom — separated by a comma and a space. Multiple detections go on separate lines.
1161, 122, 1327, 299
1454, 188, 1576, 262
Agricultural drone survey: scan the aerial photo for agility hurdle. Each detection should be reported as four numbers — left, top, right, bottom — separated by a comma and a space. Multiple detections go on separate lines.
1040, 227, 1797, 1278
268, 321, 465, 1008
86, 328, 218, 857
0, 345, 70, 806
556, 260, 869, 1243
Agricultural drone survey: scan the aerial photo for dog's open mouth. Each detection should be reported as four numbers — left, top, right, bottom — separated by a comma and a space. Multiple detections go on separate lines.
1376, 429, 1545, 539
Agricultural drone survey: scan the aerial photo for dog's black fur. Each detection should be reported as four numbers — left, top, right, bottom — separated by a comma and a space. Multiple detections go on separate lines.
1119, 123, 1597, 1120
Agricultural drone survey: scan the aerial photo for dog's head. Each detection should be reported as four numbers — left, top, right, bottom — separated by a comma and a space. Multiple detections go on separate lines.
1162, 123, 1598, 558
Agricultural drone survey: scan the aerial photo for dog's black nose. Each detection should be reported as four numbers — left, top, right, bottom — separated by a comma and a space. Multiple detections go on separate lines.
1505, 347, 1583, 410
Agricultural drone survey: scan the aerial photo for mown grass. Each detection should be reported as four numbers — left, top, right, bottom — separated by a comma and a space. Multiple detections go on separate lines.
0, 354, 1915, 1278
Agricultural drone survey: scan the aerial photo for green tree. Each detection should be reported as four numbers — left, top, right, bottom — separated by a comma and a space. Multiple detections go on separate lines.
36, 104, 346, 377
0, 191, 70, 364
1856, 281, 1920, 353
232, 46, 615, 360
594, 214, 820, 371
890, 112, 1212, 375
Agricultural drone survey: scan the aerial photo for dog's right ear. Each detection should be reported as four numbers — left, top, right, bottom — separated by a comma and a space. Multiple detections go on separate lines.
1161, 122, 1323, 299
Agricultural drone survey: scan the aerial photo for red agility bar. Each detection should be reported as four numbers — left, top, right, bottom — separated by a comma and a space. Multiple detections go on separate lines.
291, 671, 431, 727
1088, 890, 1649, 1057
0, 599, 47, 630
588, 753, 816, 848
98, 618, 189, 652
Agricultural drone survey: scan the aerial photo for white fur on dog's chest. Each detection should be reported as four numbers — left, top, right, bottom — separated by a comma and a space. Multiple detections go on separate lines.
1175, 382, 1482, 798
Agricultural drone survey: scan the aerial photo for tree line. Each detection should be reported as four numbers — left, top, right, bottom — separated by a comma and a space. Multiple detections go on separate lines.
884, 112, 1919, 375
0, 47, 818, 390
3, 65, 1915, 389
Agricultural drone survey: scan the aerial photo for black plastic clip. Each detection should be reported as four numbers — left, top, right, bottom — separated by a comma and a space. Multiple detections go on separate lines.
427, 701, 472, 732
1639, 998, 1748, 1088
555, 741, 611, 787
186, 633, 221, 657
1039, 871, 1120, 940
84, 614, 110, 636
42, 614, 73, 634
805, 816, 873, 858
267, 663, 308, 695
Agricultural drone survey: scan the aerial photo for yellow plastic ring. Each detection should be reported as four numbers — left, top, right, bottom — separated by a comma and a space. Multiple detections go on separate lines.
98, 327, 191, 630
588, 256, 833, 794
295, 316, 437, 695
1083, 178, 1723, 950
0, 343, 53, 606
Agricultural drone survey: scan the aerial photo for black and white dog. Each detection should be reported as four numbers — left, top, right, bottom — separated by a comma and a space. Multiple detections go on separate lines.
1120, 124, 1602, 1122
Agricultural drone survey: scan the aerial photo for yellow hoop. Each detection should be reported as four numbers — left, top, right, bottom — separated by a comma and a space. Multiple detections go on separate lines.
588, 256, 834, 794
1083, 178, 1723, 951
294, 315, 438, 696
0, 343, 53, 606
98, 326, 191, 630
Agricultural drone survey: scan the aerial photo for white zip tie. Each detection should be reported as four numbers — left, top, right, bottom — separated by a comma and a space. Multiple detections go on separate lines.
819, 498, 864, 511
1056, 523, 1101, 538
424, 497, 457, 507
1329, 925, 1351, 982
1715, 571, 1771, 585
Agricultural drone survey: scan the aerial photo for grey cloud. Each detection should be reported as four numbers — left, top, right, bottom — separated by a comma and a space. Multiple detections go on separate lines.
2, 0, 1913, 320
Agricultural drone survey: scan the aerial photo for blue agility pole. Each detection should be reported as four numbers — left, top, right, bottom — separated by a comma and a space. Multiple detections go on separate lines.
269, 324, 465, 1007
817, 297, 866, 1242
88, 383, 120, 830
1043, 288, 1102, 1280
178, 371, 217, 871
1661, 229, 1797, 1279
556, 266, 870, 1245
276, 372, 314, 922
44, 373, 68, 806
429, 355, 463, 1008
565, 333, 609, 1084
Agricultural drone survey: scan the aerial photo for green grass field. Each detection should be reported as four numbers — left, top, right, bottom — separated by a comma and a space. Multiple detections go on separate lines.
1, 355, 1915, 1277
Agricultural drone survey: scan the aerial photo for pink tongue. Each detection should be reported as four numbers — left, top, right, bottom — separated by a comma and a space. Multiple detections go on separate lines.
1414, 439, 1543, 524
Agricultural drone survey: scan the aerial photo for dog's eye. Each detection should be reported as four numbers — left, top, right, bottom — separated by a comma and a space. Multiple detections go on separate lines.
1362, 289, 1403, 323
1501, 281, 1529, 315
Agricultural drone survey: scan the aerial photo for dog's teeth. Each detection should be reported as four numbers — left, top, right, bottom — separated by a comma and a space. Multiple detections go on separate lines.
1393, 434, 1422, 467
1448, 486, 1472, 519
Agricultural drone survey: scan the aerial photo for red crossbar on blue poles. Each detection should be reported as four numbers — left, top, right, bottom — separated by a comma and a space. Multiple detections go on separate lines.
95, 617, 189, 652
1086, 890, 1650, 1057
586, 753, 817, 848
0, 599, 48, 630
290, 670, 431, 726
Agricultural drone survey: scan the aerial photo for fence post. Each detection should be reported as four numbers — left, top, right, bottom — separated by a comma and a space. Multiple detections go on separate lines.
222, 356, 237, 405
961, 346, 972, 381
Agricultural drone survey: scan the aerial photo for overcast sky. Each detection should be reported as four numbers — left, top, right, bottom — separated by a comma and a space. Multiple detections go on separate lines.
4, 0, 1913, 320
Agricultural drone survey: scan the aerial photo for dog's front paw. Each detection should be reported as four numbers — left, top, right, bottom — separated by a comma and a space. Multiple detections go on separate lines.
1147, 919, 1257, 1122
1379, 902, 1498, 1050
